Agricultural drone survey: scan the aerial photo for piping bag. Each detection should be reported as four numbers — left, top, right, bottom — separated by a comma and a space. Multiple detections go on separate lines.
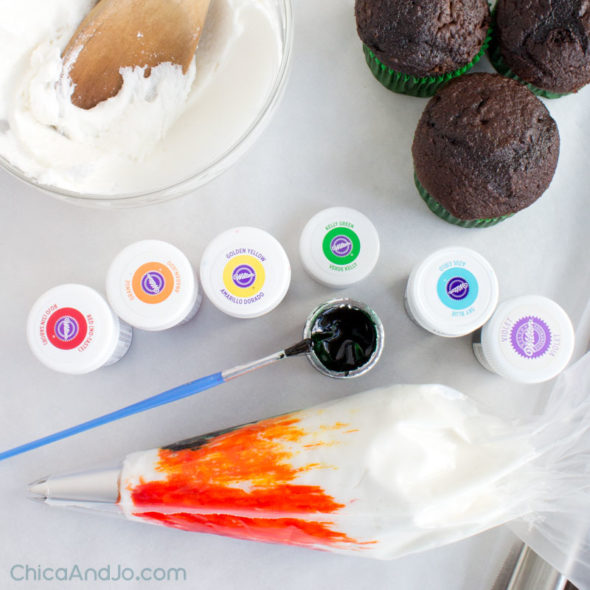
29, 353, 590, 562
509, 349, 590, 589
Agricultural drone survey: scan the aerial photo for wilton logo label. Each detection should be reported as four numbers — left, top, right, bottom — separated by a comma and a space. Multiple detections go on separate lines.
232, 265, 256, 288
437, 268, 478, 311
330, 235, 353, 258
55, 316, 79, 342
222, 254, 266, 301
46, 307, 88, 350
446, 277, 470, 301
322, 227, 360, 266
132, 262, 175, 304
141, 271, 165, 296
511, 316, 551, 359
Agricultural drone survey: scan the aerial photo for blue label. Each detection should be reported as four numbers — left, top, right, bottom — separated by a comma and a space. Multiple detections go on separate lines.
436, 268, 478, 310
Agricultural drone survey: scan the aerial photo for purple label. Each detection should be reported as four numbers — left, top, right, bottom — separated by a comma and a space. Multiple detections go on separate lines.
141, 271, 166, 296
232, 265, 256, 288
55, 316, 79, 342
446, 277, 470, 301
330, 235, 353, 258
511, 316, 551, 359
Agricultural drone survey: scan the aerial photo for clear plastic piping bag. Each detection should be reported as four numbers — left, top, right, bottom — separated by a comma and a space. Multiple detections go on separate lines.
510, 347, 590, 589
115, 360, 590, 560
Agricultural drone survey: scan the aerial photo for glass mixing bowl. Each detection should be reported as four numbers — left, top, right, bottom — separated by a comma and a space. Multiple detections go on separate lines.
0, 0, 293, 208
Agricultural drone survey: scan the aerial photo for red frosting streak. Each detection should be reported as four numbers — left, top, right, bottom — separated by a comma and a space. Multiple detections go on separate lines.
128, 414, 368, 549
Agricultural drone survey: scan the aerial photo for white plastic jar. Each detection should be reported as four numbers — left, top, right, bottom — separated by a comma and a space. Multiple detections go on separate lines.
106, 240, 201, 331
27, 284, 132, 375
405, 246, 499, 337
199, 227, 291, 319
299, 207, 380, 288
472, 295, 575, 384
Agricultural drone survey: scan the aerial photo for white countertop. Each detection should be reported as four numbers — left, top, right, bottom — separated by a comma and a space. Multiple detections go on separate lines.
1, 0, 590, 588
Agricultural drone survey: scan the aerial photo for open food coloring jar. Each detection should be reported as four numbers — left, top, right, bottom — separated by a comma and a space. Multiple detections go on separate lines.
405, 247, 499, 337
27, 284, 132, 374
299, 207, 380, 288
200, 227, 291, 319
303, 298, 384, 378
472, 295, 575, 384
106, 240, 201, 331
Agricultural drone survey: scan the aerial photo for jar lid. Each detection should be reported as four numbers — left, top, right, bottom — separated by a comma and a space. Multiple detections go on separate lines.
406, 246, 499, 337
106, 240, 199, 331
27, 284, 127, 375
479, 295, 575, 384
199, 227, 291, 319
299, 207, 380, 287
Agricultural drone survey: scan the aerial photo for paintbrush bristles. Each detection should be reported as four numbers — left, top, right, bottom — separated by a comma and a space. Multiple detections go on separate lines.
283, 339, 312, 358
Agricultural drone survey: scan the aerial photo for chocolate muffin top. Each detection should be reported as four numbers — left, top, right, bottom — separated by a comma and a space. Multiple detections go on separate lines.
495, 0, 590, 93
412, 73, 560, 220
355, 0, 490, 77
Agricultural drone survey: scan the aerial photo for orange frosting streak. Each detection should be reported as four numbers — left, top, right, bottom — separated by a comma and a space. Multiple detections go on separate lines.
129, 414, 369, 549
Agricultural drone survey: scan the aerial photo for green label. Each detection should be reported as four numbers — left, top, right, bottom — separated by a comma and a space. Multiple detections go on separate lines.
322, 227, 361, 266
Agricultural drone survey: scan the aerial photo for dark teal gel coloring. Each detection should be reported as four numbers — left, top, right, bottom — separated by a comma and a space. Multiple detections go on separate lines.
309, 304, 378, 376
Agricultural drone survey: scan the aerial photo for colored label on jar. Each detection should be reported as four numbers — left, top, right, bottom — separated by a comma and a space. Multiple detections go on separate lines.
322, 227, 360, 266
132, 262, 175, 304
511, 316, 551, 359
222, 255, 266, 298
437, 268, 478, 310
46, 307, 88, 350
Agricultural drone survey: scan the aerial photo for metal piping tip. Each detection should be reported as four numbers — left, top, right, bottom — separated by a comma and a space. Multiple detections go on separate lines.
28, 476, 49, 499
25, 468, 121, 503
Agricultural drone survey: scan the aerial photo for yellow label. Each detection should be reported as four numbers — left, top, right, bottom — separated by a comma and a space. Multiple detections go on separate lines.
222, 255, 266, 298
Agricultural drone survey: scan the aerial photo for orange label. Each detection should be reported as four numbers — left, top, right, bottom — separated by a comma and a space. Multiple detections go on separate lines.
132, 262, 174, 304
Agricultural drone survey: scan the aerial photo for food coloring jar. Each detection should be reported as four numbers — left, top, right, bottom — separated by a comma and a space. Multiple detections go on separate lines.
106, 240, 201, 331
299, 207, 380, 288
405, 246, 499, 338
27, 284, 132, 375
303, 298, 384, 378
472, 295, 575, 384
199, 227, 291, 319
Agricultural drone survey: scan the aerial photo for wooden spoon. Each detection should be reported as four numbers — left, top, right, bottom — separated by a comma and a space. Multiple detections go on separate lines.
62, 0, 212, 110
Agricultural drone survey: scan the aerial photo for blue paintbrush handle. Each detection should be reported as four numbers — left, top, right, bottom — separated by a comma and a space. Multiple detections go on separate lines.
0, 372, 225, 462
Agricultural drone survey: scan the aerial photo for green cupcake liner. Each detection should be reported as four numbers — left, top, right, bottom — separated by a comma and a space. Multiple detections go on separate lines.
414, 173, 513, 228
488, 10, 569, 99
362, 28, 491, 97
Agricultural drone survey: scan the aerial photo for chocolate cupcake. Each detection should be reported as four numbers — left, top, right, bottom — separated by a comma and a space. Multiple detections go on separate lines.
355, 0, 491, 97
412, 73, 560, 227
489, 0, 590, 98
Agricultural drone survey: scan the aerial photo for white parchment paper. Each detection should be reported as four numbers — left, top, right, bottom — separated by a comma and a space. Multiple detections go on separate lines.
0, 1, 589, 588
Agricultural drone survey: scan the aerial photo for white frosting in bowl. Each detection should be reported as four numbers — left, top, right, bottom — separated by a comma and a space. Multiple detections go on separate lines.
0, 0, 286, 199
